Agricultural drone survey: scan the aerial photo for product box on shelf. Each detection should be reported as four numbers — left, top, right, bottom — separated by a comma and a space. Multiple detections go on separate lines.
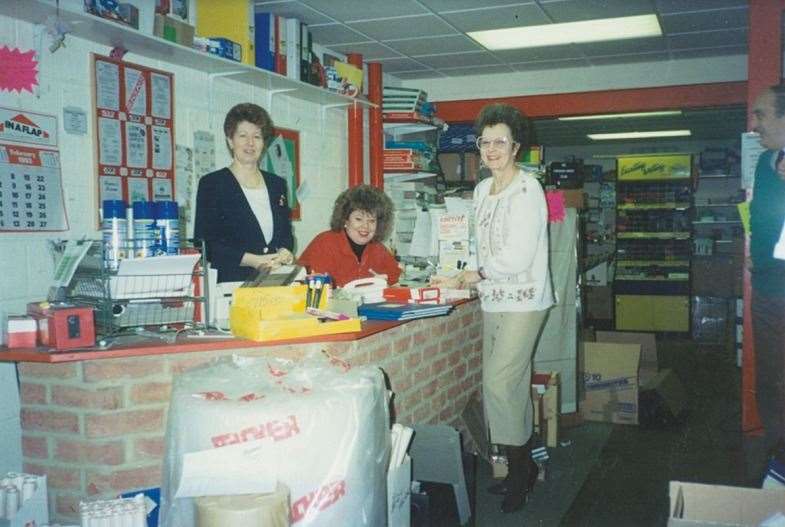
617, 154, 692, 181
154, 13, 195, 46
26, 303, 95, 351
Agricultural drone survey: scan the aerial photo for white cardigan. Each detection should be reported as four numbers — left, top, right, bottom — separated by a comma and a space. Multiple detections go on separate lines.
473, 169, 555, 312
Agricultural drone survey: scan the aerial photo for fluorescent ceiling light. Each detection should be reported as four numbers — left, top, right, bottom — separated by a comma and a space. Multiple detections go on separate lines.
559, 110, 682, 121
588, 130, 692, 140
468, 14, 662, 50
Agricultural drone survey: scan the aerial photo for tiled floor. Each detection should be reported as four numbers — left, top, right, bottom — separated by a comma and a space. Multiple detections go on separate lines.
465, 339, 744, 526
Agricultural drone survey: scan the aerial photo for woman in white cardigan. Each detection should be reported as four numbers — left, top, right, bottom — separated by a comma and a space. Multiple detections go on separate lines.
432, 103, 554, 513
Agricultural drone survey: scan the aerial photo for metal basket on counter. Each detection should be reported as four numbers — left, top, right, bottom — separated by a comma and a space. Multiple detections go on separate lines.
63, 239, 210, 336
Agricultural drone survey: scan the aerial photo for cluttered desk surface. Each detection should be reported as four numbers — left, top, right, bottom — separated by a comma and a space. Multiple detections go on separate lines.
0, 299, 474, 363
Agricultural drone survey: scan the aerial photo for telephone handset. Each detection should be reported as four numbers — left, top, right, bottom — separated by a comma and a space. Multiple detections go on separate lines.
342, 276, 388, 291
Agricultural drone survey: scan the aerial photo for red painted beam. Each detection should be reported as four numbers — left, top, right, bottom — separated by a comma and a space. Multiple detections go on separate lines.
347, 53, 364, 187
368, 62, 384, 189
435, 81, 747, 122
742, 0, 785, 435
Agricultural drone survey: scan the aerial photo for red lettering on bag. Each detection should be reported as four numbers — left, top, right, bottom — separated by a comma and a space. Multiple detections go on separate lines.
210, 415, 300, 448
290, 480, 347, 523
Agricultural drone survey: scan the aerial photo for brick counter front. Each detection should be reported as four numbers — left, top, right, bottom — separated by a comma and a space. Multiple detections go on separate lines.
5, 300, 482, 523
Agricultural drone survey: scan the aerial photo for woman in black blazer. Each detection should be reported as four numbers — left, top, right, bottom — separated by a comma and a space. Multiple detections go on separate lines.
195, 103, 294, 283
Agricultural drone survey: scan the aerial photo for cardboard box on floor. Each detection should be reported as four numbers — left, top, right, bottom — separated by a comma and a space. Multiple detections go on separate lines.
581, 342, 641, 425
595, 331, 658, 385
668, 480, 785, 526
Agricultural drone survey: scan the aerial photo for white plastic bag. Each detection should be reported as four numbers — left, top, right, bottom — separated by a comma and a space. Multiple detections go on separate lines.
160, 353, 390, 527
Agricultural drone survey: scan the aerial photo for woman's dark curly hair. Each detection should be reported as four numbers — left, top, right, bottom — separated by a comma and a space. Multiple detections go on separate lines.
223, 102, 275, 149
330, 185, 394, 243
474, 103, 529, 149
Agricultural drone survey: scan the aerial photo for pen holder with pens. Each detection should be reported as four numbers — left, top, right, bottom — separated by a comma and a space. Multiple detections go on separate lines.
229, 283, 361, 342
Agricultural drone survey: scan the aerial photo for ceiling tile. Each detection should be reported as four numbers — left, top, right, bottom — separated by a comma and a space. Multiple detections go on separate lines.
493, 45, 581, 62
253, 1, 333, 25
297, 0, 428, 21
512, 58, 588, 71
440, 4, 550, 32
417, 0, 536, 13
414, 51, 500, 69
383, 35, 482, 56
348, 15, 458, 40
588, 52, 669, 66
439, 64, 514, 76
374, 57, 431, 72
667, 28, 747, 50
307, 24, 369, 45
539, 0, 654, 23
669, 46, 747, 61
655, 0, 748, 15
329, 41, 402, 59
580, 36, 667, 57
394, 70, 448, 80
660, 7, 747, 33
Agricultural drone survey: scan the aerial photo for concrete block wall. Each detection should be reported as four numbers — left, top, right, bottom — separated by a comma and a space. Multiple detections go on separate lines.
18, 300, 482, 523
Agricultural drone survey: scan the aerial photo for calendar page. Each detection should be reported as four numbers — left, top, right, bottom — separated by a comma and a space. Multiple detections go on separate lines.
0, 142, 68, 231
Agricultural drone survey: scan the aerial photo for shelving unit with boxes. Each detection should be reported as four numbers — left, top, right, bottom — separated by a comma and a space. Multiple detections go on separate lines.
613, 154, 693, 332
382, 87, 445, 263
691, 150, 744, 343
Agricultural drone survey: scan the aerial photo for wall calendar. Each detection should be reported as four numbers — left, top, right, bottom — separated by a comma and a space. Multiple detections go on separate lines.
0, 106, 68, 231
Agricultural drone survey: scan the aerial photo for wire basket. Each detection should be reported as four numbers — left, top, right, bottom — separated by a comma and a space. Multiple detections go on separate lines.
63, 239, 209, 336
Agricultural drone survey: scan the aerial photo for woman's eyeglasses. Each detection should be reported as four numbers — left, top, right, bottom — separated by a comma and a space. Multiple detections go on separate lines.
475, 136, 516, 150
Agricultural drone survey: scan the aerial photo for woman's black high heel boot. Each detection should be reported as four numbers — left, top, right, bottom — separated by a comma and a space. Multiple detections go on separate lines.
500, 438, 538, 513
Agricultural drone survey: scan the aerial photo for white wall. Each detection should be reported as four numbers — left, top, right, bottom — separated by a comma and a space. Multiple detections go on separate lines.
0, 13, 352, 316
0, 12, 354, 472
405, 55, 747, 102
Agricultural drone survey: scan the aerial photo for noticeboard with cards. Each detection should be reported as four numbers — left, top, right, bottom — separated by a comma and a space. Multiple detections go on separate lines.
0, 106, 68, 231
92, 54, 175, 214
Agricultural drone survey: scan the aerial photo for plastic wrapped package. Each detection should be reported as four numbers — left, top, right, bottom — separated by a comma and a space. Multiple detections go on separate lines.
160, 354, 390, 527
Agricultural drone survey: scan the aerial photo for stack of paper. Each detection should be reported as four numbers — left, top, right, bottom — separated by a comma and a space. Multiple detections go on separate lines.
359, 302, 452, 321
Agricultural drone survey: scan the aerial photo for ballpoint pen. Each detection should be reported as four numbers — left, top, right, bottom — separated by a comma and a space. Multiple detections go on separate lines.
306, 279, 315, 307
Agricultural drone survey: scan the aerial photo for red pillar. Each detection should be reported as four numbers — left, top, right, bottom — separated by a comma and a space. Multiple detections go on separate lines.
743, 0, 785, 434
347, 53, 364, 187
368, 62, 384, 189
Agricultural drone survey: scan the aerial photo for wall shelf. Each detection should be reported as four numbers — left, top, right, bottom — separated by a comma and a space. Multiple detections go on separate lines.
1, 0, 375, 109
618, 202, 691, 210
617, 232, 691, 240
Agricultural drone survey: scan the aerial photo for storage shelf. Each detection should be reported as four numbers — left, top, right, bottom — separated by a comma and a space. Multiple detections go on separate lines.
694, 203, 741, 208
384, 171, 438, 182
617, 260, 690, 267
693, 220, 742, 225
615, 276, 690, 282
617, 232, 691, 240
698, 174, 740, 179
1, 0, 374, 109
383, 122, 439, 134
617, 202, 691, 210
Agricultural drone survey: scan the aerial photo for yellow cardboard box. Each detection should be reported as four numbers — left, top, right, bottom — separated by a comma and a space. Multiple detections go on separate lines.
230, 285, 361, 341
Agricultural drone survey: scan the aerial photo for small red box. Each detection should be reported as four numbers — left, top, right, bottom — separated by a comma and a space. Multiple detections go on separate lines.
7, 316, 38, 348
27, 303, 95, 350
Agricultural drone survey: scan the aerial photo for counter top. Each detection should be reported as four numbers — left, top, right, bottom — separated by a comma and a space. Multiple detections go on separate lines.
0, 299, 473, 363
0, 320, 403, 363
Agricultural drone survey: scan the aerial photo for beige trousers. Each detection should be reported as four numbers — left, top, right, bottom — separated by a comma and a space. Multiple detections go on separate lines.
482, 309, 548, 446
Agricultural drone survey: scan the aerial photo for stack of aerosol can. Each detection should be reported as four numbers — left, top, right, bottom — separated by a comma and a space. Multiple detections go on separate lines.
0, 472, 48, 525
102, 199, 180, 270
79, 494, 146, 527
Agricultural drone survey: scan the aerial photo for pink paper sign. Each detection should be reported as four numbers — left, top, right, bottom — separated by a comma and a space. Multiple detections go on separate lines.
0, 46, 38, 93
545, 190, 566, 223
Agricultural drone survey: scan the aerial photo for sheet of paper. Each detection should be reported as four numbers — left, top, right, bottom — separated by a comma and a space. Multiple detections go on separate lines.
742, 132, 765, 190
95, 60, 120, 111
100, 253, 201, 299
176, 442, 279, 498
124, 67, 147, 116
408, 210, 432, 258
52, 240, 92, 287
150, 72, 172, 119
738, 202, 750, 236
